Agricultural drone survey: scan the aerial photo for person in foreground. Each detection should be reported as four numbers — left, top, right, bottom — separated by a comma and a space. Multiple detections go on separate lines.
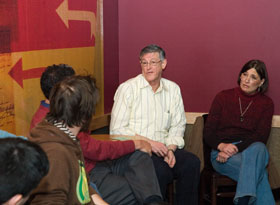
0, 129, 26, 140
0, 138, 49, 205
203, 60, 275, 205
30, 65, 165, 205
28, 75, 106, 204
110, 44, 200, 204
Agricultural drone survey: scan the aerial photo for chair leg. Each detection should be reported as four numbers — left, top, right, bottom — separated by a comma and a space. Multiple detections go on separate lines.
167, 182, 174, 205
199, 172, 207, 205
211, 176, 217, 205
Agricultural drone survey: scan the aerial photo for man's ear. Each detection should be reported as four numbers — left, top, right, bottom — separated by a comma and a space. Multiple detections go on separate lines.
4, 194, 22, 205
162, 59, 167, 70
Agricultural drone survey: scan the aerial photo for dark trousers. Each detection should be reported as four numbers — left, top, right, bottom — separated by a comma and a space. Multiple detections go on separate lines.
89, 151, 162, 205
151, 149, 200, 205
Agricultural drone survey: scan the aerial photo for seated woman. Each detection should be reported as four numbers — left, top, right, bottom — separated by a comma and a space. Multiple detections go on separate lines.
204, 60, 275, 205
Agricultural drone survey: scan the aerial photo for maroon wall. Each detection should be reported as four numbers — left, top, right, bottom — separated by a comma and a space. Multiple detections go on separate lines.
104, 0, 280, 114
103, 0, 119, 113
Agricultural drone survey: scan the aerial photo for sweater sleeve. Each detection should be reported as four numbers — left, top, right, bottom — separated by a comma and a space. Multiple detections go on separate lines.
203, 92, 224, 150
78, 132, 135, 161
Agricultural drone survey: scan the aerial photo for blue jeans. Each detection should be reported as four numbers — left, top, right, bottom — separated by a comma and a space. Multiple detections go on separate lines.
211, 142, 275, 205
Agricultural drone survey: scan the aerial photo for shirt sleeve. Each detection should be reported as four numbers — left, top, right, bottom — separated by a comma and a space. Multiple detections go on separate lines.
165, 86, 186, 149
110, 83, 136, 136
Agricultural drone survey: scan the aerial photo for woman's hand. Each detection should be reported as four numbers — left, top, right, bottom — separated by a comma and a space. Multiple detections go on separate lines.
216, 151, 230, 163
217, 143, 238, 157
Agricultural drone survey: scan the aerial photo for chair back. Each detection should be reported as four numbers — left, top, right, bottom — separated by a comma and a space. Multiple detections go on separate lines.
202, 114, 215, 171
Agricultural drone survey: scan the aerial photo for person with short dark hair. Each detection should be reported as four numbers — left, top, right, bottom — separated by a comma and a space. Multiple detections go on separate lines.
204, 60, 275, 204
30, 64, 75, 130
110, 44, 201, 204
28, 75, 105, 204
0, 138, 49, 205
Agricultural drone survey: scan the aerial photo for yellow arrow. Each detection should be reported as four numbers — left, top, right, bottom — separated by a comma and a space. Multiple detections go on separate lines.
56, 0, 96, 39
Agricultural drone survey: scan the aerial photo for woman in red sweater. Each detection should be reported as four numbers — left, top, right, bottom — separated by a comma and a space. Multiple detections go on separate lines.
204, 60, 275, 205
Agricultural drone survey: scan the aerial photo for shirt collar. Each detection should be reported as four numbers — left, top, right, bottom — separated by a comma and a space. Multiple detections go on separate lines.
41, 100, 50, 108
139, 74, 168, 92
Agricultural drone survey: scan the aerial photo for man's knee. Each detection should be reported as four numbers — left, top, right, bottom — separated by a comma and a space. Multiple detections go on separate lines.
176, 150, 200, 173
128, 150, 152, 166
130, 150, 150, 159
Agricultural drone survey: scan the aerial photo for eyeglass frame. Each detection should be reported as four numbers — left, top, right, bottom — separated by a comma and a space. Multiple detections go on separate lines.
140, 60, 162, 67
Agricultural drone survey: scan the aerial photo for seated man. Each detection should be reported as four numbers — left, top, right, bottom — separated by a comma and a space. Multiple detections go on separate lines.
30, 72, 164, 205
0, 138, 49, 205
28, 75, 105, 204
110, 44, 201, 205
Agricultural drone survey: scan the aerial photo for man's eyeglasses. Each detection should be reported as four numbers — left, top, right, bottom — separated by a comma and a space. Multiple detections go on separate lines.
140, 60, 162, 67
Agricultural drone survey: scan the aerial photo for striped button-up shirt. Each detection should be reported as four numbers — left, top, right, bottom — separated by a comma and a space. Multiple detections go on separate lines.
110, 74, 186, 148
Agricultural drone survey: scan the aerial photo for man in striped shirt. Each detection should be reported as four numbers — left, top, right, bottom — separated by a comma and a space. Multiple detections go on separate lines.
110, 44, 200, 205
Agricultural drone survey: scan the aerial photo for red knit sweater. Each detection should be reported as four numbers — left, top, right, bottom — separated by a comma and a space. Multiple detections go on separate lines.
204, 87, 274, 152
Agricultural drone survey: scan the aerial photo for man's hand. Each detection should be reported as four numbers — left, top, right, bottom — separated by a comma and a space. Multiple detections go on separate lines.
149, 140, 168, 157
164, 150, 176, 168
216, 151, 230, 163
133, 140, 152, 156
217, 143, 238, 157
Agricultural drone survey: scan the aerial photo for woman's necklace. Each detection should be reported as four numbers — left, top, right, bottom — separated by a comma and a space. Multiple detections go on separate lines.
239, 97, 253, 122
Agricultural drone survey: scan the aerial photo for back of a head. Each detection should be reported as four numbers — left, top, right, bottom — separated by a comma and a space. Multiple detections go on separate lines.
40, 64, 75, 100
46, 75, 99, 132
0, 138, 49, 204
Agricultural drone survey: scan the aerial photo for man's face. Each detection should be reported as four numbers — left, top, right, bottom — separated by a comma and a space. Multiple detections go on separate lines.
140, 52, 167, 87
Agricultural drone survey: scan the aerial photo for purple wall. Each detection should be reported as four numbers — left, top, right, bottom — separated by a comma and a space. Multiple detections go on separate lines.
103, 0, 119, 113
104, 0, 280, 114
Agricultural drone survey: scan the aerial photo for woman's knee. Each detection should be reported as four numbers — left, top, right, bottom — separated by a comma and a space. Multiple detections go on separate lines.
245, 142, 268, 155
243, 142, 269, 163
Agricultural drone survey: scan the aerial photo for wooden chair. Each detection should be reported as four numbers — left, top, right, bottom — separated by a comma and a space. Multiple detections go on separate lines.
89, 113, 111, 134
200, 114, 237, 205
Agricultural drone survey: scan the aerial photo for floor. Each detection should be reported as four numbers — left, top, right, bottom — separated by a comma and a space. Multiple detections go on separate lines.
201, 187, 280, 205
169, 187, 280, 204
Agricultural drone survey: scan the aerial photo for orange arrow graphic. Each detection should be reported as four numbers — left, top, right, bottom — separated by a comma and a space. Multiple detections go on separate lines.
56, 0, 96, 39
8, 59, 45, 88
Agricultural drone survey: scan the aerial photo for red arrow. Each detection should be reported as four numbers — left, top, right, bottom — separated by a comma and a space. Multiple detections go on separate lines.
8, 58, 46, 88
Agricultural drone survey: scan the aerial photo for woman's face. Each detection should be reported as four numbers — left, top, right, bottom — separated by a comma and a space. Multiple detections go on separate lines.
239, 68, 265, 95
